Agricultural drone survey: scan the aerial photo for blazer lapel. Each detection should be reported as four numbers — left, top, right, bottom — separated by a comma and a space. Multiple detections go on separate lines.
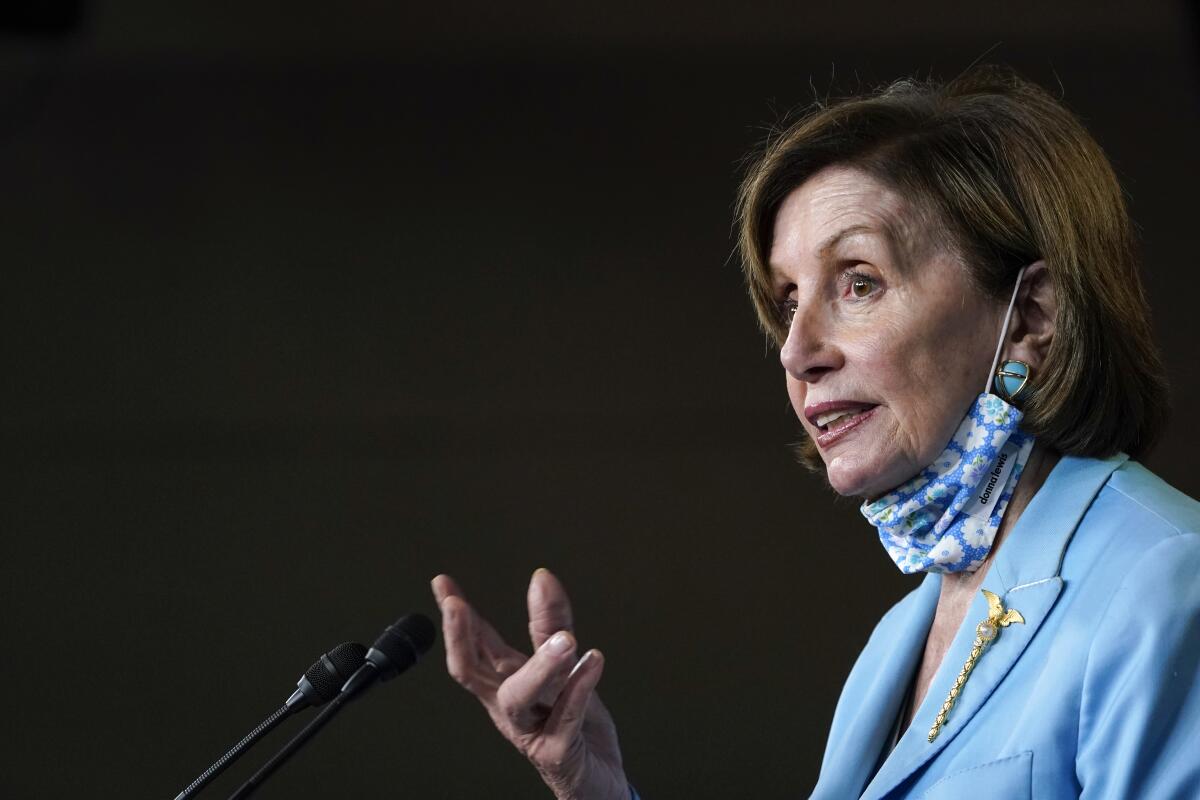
860, 576, 1062, 800
815, 574, 940, 799
859, 453, 1126, 800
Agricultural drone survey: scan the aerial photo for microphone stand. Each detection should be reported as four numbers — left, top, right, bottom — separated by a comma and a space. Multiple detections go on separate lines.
226, 665, 380, 799
174, 705, 291, 800
226, 613, 434, 799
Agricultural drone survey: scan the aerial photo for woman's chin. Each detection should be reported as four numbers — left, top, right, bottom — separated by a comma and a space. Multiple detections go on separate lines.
823, 458, 875, 498
823, 454, 910, 500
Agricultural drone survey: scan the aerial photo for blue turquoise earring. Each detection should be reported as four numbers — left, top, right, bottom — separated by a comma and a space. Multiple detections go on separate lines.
993, 360, 1032, 402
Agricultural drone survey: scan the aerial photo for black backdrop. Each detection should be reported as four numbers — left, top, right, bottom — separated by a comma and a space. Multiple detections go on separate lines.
4, 2, 1199, 797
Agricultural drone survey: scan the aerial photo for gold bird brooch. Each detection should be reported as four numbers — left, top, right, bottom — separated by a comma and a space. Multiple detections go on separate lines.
928, 589, 1024, 742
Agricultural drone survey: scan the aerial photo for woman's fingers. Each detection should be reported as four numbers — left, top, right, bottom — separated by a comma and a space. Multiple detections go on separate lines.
527, 568, 575, 651
429, 572, 460, 605
495, 629, 579, 735
440, 594, 495, 694
433, 575, 524, 662
543, 648, 605, 744
434, 576, 527, 694
436, 572, 596, 744
435, 571, 627, 800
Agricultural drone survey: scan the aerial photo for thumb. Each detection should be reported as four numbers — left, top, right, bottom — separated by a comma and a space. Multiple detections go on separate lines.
527, 567, 575, 650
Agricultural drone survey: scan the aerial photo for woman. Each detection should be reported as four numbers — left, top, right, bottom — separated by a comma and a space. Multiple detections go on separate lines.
430, 66, 1200, 799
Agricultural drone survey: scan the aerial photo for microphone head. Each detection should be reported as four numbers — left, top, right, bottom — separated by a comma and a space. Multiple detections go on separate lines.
290, 641, 368, 710
308, 642, 369, 702
325, 641, 370, 677
365, 614, 436, 681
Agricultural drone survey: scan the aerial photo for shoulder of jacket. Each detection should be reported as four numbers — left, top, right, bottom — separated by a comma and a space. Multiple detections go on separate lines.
1103, 460, 1200, 536
1091, 532, 1200, 633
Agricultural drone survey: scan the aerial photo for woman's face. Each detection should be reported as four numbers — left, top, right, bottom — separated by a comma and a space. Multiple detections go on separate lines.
769, 165, 1005, 499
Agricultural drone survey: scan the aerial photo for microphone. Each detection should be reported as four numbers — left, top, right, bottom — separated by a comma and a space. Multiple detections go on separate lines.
340, 613, 438, 697
286, 643, 370, 712
228, 614, 436, 799
173, 642, 367, 800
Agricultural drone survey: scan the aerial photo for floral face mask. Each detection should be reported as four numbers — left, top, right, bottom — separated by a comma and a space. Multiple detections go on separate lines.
859, 268, 1034, 574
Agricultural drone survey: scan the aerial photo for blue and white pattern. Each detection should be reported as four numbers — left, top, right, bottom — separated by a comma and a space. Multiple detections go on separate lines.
861, 393, 1034, 574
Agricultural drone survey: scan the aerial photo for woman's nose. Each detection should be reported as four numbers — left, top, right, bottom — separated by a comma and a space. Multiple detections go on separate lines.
779, 309, 843, 382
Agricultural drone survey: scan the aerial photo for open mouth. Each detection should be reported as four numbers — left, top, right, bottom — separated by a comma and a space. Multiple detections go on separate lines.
812, 404, 879, 434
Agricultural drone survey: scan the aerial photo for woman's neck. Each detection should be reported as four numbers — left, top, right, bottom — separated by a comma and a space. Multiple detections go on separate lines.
941, 442, 1061, 593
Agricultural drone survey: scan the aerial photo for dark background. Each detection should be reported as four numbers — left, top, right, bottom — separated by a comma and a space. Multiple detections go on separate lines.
3, 2, 1198, 797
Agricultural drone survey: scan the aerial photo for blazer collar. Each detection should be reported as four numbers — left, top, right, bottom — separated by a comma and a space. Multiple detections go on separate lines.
860, 452, 1127, 800
816, 573, 941, 798
988, 452, 1127, 592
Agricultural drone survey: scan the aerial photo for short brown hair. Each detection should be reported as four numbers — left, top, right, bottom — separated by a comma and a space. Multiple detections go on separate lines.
736, 64, 1168, 460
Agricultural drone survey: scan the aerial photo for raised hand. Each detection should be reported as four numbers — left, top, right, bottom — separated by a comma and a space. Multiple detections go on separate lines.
431, 569, 630, 800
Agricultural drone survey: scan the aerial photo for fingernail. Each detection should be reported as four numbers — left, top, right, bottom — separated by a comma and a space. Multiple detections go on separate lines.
546, 631, 573, 654
568, 649, 598, 678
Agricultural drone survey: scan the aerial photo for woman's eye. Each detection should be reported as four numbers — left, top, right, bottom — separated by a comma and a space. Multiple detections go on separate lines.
847, 273, 877, 298
780, 300, 798, 326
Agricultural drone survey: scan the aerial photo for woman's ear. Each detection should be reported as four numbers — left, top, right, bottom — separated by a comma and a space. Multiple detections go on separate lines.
1006, 260, 1057, 369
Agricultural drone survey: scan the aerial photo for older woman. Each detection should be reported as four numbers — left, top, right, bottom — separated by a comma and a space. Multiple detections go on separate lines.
429, 66, 1200, 799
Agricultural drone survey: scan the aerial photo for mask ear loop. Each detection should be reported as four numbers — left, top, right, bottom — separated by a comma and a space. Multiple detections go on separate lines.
984, 266, 1027, 395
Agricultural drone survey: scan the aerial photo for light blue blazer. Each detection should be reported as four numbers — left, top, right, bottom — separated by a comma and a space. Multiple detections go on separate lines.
812, 453, 1200, 799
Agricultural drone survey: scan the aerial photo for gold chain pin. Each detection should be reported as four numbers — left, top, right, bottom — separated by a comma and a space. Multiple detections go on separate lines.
927, 589, 1024, 742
